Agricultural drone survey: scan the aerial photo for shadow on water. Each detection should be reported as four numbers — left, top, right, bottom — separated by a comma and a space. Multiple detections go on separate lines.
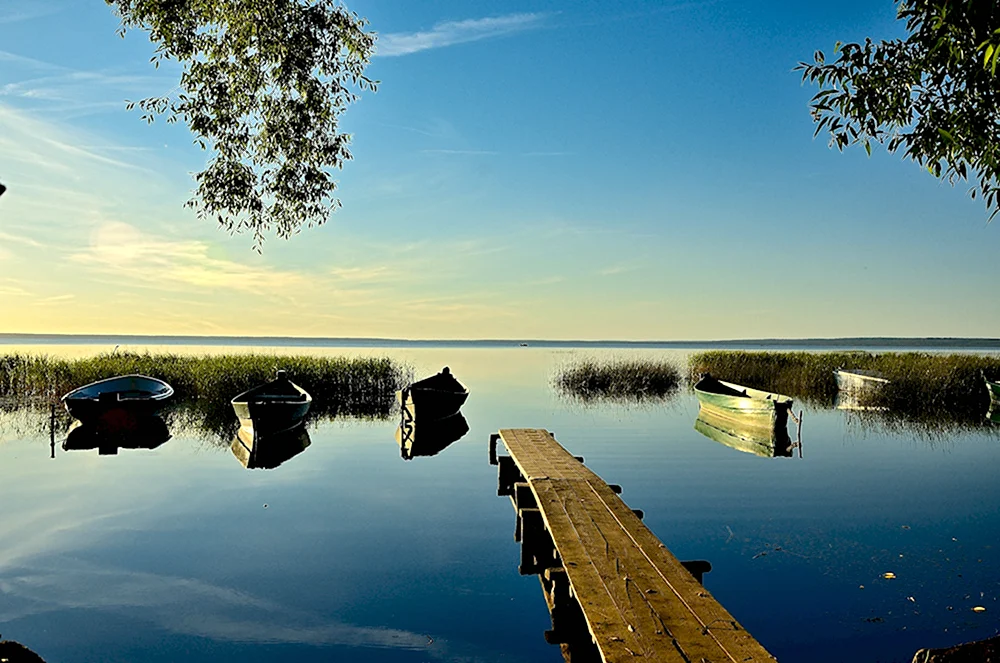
230, 426, 312, 470
63, 415, 171, 455
395, 411, 469, 460
693, 408, 798, 458
0, 386, 399, 453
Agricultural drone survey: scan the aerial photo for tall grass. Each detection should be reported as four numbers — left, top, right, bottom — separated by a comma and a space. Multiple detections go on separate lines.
555, 359, 682, 403
688, 350, 1000, 428
0, 352, 412, 442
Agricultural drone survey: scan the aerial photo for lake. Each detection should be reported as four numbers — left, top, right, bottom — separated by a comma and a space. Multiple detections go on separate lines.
1, 342, 999, 663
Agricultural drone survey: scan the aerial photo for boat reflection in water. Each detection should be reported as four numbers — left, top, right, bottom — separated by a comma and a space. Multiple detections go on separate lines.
230, 426, 312, 470
395, 411, 469, 460
987, 406, 1000, 425
694, 408, 797, 458
63, 413, 171, 455
834, 391, 888, 412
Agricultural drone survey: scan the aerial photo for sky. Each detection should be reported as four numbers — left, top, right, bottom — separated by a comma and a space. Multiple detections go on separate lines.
1, 0, 998, 340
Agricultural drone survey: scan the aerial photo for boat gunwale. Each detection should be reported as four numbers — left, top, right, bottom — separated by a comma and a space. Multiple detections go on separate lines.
231, 378, 312, 408
61, 374, 174, 403
693, 375, 793, 408
834, 368, 890, 385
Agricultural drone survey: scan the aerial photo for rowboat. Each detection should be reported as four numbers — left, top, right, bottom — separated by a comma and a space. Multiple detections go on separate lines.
694, 408, 793, 458
231, 370, 311, 438
985, 375, 1000, 405
397, 367, 469, 423
231, 427, 311, 470
61, 374, 174, 423
693, 374, 792, 432
396, 412, 469, 460
63, 415, 171, 455
834, 369, 889, 394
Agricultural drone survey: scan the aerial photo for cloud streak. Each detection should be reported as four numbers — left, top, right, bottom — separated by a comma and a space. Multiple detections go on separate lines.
377, 13, 548, 57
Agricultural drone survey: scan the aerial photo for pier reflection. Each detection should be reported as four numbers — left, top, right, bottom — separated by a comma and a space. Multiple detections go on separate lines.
693, 409, 797, 458
63, 414, 170, 455
395, 412, 469, 460
230, 426, 311, 470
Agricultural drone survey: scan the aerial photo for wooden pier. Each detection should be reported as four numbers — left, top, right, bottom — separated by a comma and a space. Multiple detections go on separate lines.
490, 428, 776, 663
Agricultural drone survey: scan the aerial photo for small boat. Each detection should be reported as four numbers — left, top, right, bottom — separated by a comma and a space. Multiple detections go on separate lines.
397, 367, 469, 422
694, 409, 793, 458
834, 369, 889, 394
693, 374, 792, 432
231, 427, 311, 470
396, 411, 469, 460
62, 374, 174, 423
985, 375, 1000, 405
63, 415, 171, 455
231, 370, 311, 438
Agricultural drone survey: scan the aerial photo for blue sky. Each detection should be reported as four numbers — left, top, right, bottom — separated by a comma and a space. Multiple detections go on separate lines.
0, 1, 997, 339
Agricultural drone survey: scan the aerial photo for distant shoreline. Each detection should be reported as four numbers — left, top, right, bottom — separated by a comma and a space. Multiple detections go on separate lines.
1, 333, 1000, 350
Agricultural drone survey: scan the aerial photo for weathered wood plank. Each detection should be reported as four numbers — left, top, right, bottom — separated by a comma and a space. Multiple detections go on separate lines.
497, 428, 776, 663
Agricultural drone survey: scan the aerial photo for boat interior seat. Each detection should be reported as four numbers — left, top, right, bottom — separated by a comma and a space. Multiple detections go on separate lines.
252, 393, 307, 402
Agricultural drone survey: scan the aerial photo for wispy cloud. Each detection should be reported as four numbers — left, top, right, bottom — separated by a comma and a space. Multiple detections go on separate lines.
0, 4, 63, 26
0, 49, 66, 71
598, 265, 636, 276
69, 222, 309, 296
377, 13, 549, 57
421, 148, 498, 156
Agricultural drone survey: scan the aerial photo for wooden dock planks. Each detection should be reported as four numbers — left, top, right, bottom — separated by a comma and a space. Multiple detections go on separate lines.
496, 428, 776, 663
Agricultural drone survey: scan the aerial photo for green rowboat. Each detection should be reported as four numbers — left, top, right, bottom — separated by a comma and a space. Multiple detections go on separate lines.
693, 374, 793, 433
986, 375, 1000, 405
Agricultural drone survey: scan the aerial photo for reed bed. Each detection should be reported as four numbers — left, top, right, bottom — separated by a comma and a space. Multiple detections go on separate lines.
0, 352, 412, 441
688, 350, 1000, 425
555, 359, 682, 403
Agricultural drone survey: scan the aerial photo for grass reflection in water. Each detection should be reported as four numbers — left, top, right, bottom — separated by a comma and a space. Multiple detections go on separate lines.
0, 352, 412, 446
554, 358, 682, 404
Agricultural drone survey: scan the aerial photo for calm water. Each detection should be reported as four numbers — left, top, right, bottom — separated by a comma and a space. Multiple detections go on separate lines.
2, 344, 999, 663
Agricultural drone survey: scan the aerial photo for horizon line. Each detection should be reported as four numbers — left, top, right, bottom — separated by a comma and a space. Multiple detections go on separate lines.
1, 333, 1000, 348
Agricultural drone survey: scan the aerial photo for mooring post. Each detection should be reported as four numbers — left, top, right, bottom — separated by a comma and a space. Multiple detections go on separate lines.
49, 402, 56, 459
797, 410, 804, 458
489, 433, 500, 466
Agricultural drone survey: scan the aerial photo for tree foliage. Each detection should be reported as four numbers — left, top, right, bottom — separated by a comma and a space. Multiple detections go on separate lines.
797, 1, 1000, 220
107, 0, 377, 249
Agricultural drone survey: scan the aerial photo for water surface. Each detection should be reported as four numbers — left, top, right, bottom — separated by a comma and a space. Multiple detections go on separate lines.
2, 343, 999, 663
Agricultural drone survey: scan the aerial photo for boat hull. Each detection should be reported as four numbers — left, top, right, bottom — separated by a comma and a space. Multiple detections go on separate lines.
231, 373, 312, 437
834, 369, 889, 394
693, 376, 792, 434
986, 377, 1000, 405
62, 375, 173, 423
397, 387, 469, 422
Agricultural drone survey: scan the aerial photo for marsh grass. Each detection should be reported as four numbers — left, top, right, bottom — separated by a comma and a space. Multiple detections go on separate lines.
0, 352, 412, 443
689, 350, 1000, 433
555, 359, 682, 403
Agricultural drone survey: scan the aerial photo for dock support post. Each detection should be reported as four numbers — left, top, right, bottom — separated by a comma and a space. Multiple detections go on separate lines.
497, 456, 521, 496
489, 433, 500, 466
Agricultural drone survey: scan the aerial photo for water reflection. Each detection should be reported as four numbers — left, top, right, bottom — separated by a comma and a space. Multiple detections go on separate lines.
230, 426, 312, 469
395, 412, 469, 460
988, 406, 1000, 425
838, 405, 999, 442
694, 409, 796, 458
63, 415, 170, 455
